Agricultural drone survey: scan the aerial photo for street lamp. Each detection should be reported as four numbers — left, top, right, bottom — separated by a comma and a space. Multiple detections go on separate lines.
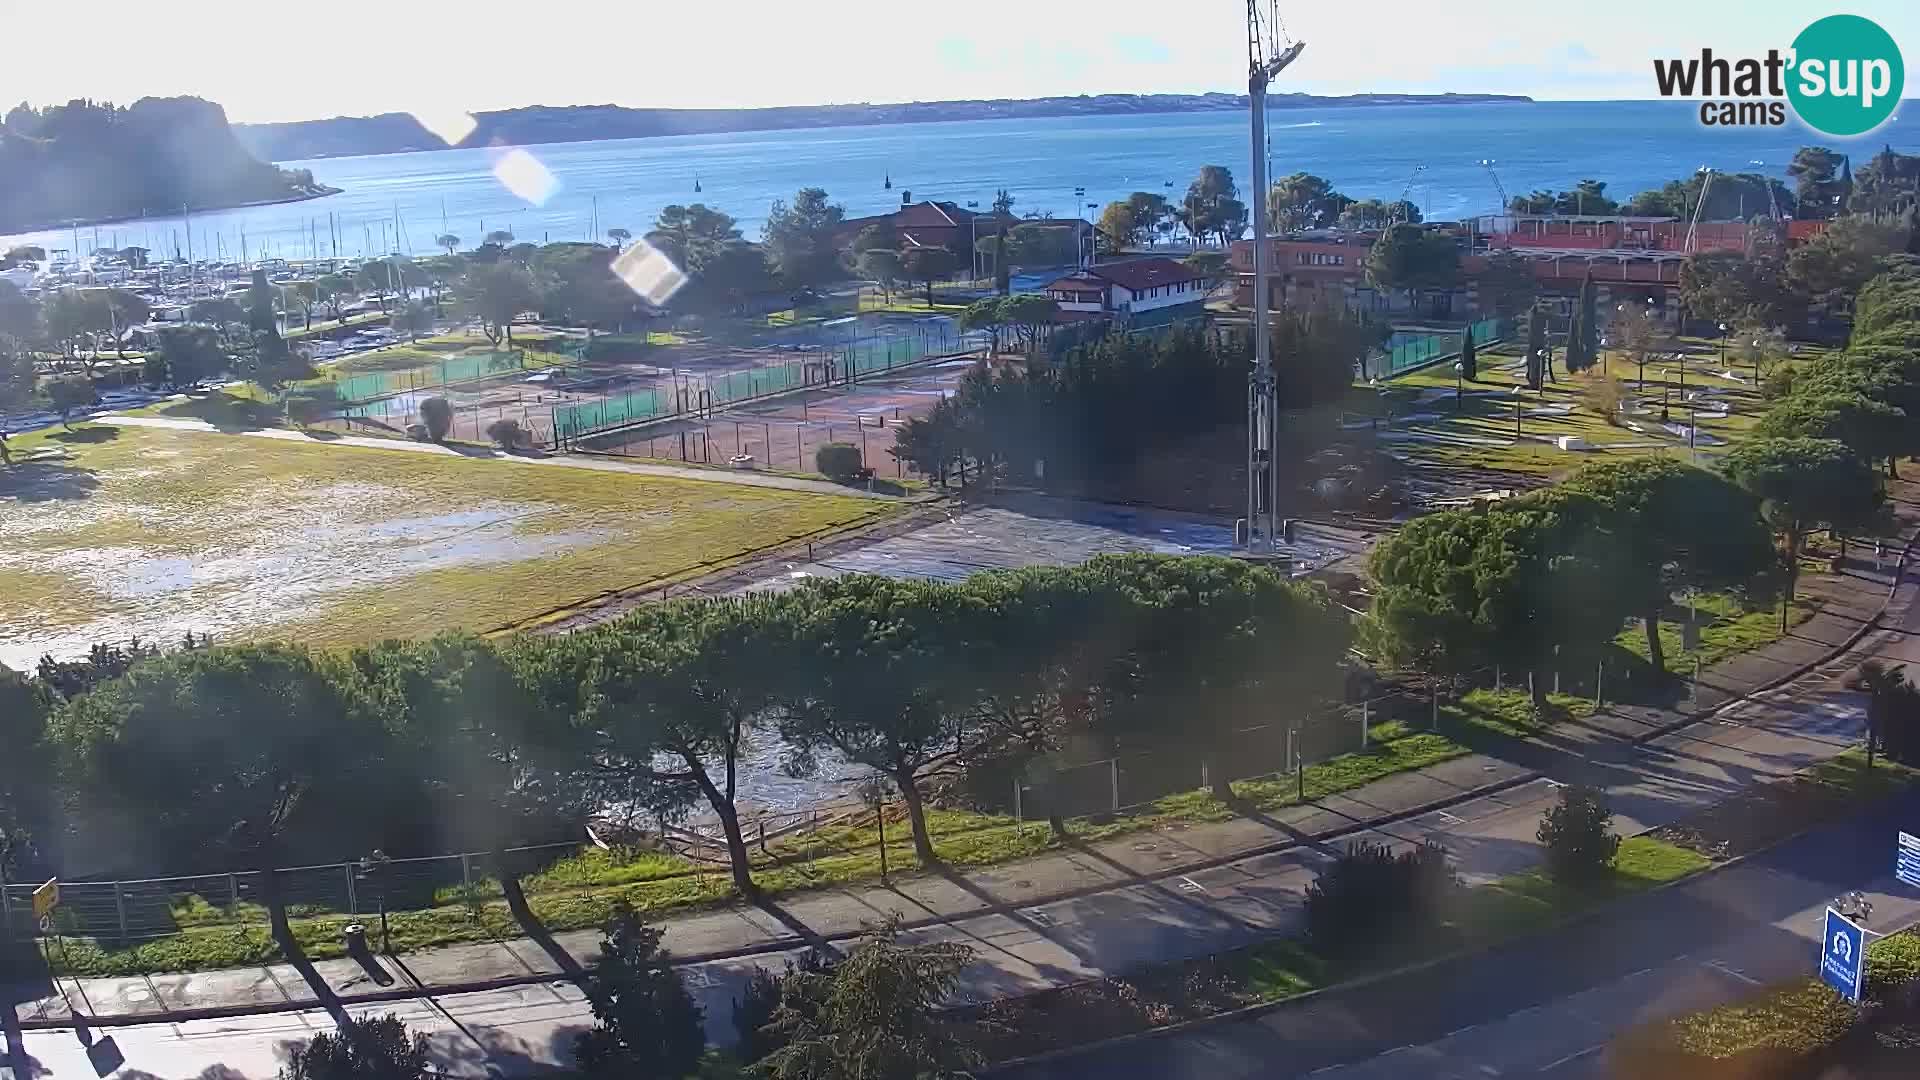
1717, 321, 1730, 366
1453, 360, 1464, 410
966, 200, 981, 283
355, 850, 393, 953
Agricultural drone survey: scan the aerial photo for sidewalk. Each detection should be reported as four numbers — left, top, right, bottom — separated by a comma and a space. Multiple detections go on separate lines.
8, 490, 1917, 1038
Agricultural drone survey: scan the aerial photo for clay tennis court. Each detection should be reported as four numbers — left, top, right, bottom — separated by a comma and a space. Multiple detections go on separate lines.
582, 355, 985, 476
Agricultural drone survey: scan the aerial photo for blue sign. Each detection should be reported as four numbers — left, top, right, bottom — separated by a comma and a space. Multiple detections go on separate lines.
1820, 908, 1866, 1002
1899, 832, 1920, 890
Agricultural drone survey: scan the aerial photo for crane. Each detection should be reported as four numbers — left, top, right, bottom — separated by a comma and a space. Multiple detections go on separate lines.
1478, 159, 1510, 218
1685, 166, 1716, 254
1244, 0, 1305, 554
1392, 165, 1427, 224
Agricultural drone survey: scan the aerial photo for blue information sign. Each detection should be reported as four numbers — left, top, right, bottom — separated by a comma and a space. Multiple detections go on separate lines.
1820, 907, 1866, 1002
1899, 832, 1920, 890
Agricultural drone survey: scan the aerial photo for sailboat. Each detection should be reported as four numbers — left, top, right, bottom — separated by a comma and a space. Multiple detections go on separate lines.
693, 173, 702, 193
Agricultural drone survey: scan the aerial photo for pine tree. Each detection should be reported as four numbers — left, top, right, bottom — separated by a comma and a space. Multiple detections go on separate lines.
1458, 325, 1477, 381
1565, 305, 1588, 373
1576, 271, 1599, 372
1524, 306, 1546, 390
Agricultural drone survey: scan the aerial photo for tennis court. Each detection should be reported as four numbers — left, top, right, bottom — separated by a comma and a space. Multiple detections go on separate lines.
583, 355, 984, 476
336, 337, 843, 443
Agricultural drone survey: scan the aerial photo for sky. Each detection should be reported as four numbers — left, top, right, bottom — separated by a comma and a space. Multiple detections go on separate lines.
3, 0, 1917, 124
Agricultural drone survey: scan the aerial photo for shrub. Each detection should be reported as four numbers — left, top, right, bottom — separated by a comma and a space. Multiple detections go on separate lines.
816, 441, 863, 481
1580, 372, 1627, 426
45, 375, 97, 426
485, 418, 526, 449
733, 948, 835, 1065
1537, 784, 1620, 886
573, 902, 705, 1080
1303, 840, 1455, 950
732, 966, 783, 1064
404, 423, 429, 441
418, 396, 452, 442
282, 1014, 429, 1080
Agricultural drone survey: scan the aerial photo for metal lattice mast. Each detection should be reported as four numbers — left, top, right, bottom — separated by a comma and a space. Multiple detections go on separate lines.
1245, 0, 1304, 553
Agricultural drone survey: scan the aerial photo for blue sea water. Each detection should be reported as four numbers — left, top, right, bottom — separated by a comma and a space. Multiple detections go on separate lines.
6, 100, 1916, 261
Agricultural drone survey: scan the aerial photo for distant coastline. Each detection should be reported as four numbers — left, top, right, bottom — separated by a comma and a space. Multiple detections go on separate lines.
235, 92, 1535, 162
5, 185, 343, 238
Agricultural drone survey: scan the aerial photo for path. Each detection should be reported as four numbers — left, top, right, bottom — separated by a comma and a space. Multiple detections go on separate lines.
5, 491, 1916, 1080
1010, 792, 1920, 1080
93, 415, 910, 501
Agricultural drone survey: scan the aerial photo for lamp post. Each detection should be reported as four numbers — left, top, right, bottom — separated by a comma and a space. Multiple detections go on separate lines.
966, 200, 981, 283
356, 850, 392, 953
1453, 360, 1463, 410
1717, 321, 1730, 366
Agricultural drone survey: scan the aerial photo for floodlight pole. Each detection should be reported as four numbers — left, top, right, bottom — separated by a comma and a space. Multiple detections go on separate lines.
1246, 36, 1305, 553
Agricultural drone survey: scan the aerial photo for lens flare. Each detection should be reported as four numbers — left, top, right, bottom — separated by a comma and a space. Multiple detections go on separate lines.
611, 237, 689, 307
413, 109, 478, 147
491, 148, 560, 206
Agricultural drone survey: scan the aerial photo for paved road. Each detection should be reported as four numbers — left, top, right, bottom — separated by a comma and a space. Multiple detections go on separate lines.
989, 563, 1920, 1080
1000, 790, 1920, 1080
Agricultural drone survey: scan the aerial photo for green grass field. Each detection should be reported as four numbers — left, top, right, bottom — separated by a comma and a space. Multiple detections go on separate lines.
0, 421, 892, 666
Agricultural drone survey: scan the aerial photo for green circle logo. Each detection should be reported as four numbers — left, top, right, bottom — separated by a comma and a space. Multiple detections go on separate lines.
1787, 15, 1904, 137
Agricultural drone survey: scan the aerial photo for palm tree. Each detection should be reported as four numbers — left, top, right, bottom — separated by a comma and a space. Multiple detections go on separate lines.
436, 234, 460, 256
1851, 660, 1909, 768
607, 227, 631, 249
484, 229, 514, 248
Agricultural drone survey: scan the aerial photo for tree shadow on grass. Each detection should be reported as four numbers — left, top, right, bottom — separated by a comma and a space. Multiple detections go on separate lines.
0, 460, 100, 502
46, 427, 119, 445
156, 393, 281, 433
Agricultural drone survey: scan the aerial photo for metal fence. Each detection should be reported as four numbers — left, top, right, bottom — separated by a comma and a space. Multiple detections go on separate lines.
1009, 703, 1373, 822
550, 325, 988, 445
0, 841, 584, 944
1005, 650, 1627, 824
328, 348, 557, 404
1379, 316, 1506, 377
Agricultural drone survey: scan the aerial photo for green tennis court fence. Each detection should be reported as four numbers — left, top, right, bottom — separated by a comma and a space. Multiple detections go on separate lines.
1381, 317, 1506, 376
327, 341, 589, 404
550, 327, 986, 445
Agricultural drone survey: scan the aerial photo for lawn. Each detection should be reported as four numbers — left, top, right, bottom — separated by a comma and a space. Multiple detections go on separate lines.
1613, 931, 1920, 1073
967, 834, 1712, 1064
0, 421, 892, 668
1365, 341, 1780, 476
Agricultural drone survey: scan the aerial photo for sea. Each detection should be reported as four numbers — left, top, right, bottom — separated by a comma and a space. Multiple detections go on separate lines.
7, 100, 1918, 262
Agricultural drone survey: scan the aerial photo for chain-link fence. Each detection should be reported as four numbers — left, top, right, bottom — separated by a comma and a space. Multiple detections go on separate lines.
0, 841, 583, 944
1000, 650, 1631, 824
327, 348, 567, 404
550, 325, 987, 445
